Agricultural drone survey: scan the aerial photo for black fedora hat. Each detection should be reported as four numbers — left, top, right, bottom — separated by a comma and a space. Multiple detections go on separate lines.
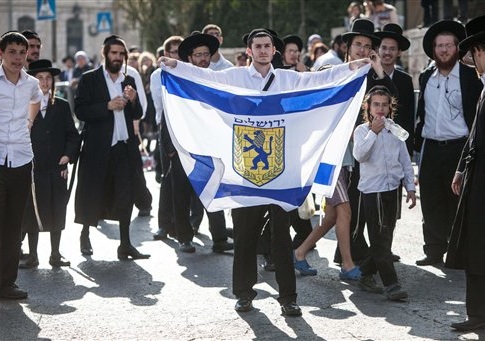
178, 33, 219, 62
422, 20, 465, 59
374, 23, 410, 51
283, 34, 303, 52
27, 59, 60, 76
342, 19, 380, 46
242, 28, 285, 53
459, 15, 485, 52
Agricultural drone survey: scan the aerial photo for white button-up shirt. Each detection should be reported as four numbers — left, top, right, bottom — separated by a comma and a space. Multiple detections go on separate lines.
103, 66, 129, 146
209, 52, 234, 71
353, 123, 415, 194
0, 66, 42, 167
422, 62, 468, 140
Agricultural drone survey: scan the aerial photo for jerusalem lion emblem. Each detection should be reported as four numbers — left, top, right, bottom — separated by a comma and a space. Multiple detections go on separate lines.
233, 125, 285, 187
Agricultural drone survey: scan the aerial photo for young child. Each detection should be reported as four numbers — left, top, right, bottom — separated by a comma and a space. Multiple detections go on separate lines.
21, 59, 80, 268
353, 85, 416, 301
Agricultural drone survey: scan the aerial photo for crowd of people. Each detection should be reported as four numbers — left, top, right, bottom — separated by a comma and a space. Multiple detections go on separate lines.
0, 7, 484, 332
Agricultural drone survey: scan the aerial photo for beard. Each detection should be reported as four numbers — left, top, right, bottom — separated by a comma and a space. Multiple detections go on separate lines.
434, 49, 459, 71
106, 58, 123, 73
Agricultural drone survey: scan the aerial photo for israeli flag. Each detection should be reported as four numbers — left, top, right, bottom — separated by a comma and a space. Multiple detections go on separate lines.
161, 65, 368, 211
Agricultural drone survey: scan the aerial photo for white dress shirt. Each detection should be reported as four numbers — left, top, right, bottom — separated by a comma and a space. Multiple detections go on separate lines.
353, 123, 415, 194
0, 66, 42, 167
209, 52, 234, 71
150, 68, 164, 125
422, 62, 468, 140
103, 66, 129, 146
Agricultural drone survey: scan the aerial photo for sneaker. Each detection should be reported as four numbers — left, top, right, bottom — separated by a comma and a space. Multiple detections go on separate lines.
339, 266, 362, 281
358, 274, 383, 294
384, 283, 408, 301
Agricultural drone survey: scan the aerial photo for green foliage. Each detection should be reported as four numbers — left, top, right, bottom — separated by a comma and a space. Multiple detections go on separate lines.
115, 0, 347, 53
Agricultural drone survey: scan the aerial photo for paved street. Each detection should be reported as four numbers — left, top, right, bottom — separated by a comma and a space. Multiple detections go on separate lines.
1, 169, 483, 340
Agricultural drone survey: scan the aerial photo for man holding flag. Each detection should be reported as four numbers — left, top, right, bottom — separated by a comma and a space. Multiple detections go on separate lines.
158, 28, 379, 316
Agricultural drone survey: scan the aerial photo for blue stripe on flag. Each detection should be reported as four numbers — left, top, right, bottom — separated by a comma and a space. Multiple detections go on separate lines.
188, 153, 215, 196
162, 71, 366, 116
314, 163, 336, 186
215, 183, 312, 207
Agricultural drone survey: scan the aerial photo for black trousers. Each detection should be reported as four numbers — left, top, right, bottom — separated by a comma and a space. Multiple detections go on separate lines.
232, 205, 296, 305
466, 272, 485, 320
361, 190, 399, 287
157, 137, 176, 235
258, 209, 312, 254
169, 154, 194, 243
0, 162, 31, 288
190, 195, 228, 243
420, 139, 464, 259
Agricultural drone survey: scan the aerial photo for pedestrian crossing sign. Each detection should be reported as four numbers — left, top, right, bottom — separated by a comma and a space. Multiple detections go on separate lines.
97, 12, 112, 33
37, 0, 56, 20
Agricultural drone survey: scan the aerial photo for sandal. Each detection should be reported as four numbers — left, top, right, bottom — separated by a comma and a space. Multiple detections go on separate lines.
293, 252, 317, 276
339, 266, 362, 281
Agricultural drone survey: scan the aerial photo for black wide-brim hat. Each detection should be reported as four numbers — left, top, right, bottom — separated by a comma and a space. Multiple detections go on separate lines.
374, 23, 410, 51
27, 59, 60, 76
178, 33, 220, 62
283, 35, 303, 52
342, 19, 381, 46
242, 28, 285, 53
423, 20, 465, 59
459, 15, 485, 52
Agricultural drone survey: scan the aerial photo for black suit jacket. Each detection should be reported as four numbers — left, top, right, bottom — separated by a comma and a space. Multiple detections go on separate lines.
74, 66, 143, 225
392, 69, 415, 156
414, 62, 483, 152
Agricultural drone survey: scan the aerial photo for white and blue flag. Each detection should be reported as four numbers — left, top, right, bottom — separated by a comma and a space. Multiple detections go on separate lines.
161, 65, 368, 211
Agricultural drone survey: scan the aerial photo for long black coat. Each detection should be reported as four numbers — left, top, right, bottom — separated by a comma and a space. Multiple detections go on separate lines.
22, 96, 80, 232
446, 92, 485, 275
74, 67, 143, 226
392, 69, 415, 157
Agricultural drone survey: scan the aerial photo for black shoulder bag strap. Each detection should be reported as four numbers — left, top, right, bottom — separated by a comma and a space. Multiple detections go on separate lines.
262, 73, 275, 92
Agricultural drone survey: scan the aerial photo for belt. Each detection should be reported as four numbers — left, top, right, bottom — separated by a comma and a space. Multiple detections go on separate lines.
426, 137, 467, 146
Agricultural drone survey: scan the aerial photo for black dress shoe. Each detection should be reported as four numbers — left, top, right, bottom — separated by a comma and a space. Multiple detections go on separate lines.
179, 241, 196, 253
262, 254, 275, 272
416, 256, 442, 266
80, 234, 93, 256
212, 241, 234, 253
451, 318, 485, 331
0, 284, 28, 299
234, 298, 253, 312
391, 253, 401, 262
153, 228, 168, 240
18, 255, 39, 269
49, 254, 71, 267
117, 245, 151, 260
281, 302, 302, 317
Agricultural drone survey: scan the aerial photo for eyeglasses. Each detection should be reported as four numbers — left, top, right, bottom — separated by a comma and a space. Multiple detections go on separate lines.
191, 52, 211, 58
351, 43, 372, 51
435, 43, 456, 50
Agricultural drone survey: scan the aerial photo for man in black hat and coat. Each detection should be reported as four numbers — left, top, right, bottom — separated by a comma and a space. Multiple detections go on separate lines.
414, 20, 483, 267
447, 14, 485, 332
334, 19, 398, 272
74, 35, 150, 260
164, 32, 233, 253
